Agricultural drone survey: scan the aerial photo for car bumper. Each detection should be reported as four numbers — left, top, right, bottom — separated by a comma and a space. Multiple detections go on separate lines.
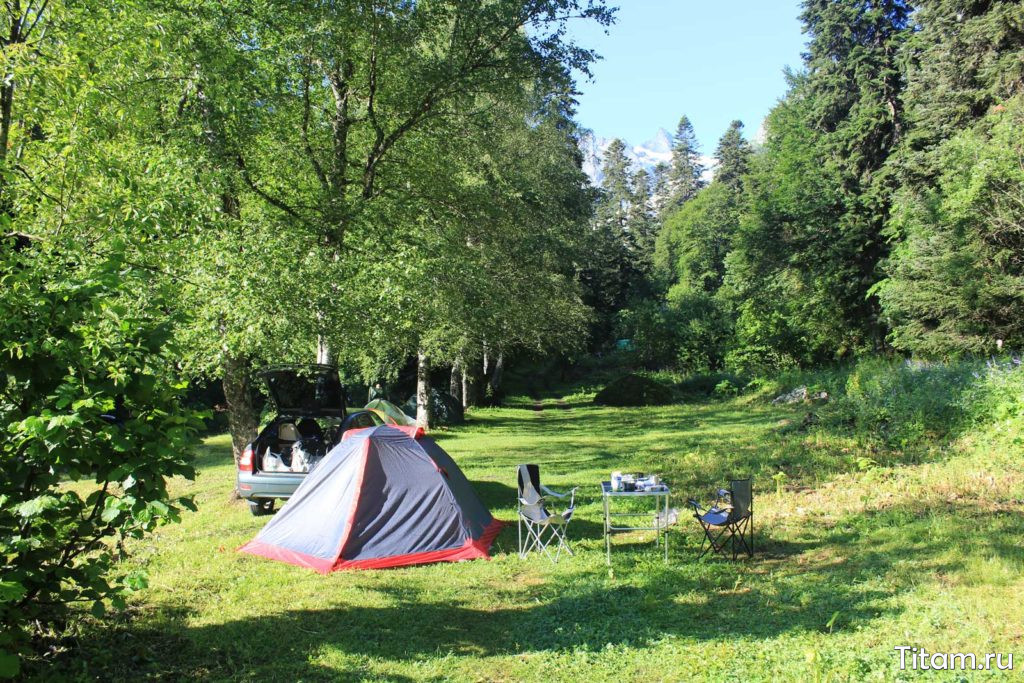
236, 471, 306, 501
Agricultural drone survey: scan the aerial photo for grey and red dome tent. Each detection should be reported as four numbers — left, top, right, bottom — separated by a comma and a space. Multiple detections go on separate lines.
239, 424, 502, 572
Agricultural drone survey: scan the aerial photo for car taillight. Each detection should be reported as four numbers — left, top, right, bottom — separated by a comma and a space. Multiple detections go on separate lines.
239, 446, 254, 472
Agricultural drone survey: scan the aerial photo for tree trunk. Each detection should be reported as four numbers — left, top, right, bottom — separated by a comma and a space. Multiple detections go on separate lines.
0, 81, 13, 215
315, 307, 331, 365
0, 12, 26, 219
488, 351, 505, 402
449, 360, 462, 403
222, 355, 260, 466
416, 349, 432, 430
462, 364, 479, 409
316, 336, 332, 365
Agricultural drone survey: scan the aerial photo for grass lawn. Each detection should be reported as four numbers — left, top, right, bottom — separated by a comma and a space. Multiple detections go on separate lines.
47, 392, 1024, 681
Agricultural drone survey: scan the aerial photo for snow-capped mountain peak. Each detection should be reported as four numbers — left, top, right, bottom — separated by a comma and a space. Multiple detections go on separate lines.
631, 128, 673, 169
580, 128, 715, 186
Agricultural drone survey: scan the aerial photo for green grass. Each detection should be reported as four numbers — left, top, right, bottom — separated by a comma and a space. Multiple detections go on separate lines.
41, 390, 1024, 681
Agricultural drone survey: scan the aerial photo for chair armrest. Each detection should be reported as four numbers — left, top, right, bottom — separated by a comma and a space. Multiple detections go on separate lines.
686, 498, 703, 512
541, 485, 572, 498
542, 485, 578, 508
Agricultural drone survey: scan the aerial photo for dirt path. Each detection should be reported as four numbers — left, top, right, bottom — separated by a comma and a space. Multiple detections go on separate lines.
526, 390, 568, 412
528, 386, 544, 412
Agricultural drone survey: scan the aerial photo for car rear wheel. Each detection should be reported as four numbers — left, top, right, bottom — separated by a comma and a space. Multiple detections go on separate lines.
248, 499, 275, 516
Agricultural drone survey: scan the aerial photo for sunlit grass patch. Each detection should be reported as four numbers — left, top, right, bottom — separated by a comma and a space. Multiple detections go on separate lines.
38, 388, 1024, 681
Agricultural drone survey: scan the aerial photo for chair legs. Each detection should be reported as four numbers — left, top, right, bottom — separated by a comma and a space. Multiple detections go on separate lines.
548, 523, 574, 561
696, 513, 753, 560
518, 518, 573, 563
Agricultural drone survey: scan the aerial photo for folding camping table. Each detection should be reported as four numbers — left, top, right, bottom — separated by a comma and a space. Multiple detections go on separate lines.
601, 481, 670, 565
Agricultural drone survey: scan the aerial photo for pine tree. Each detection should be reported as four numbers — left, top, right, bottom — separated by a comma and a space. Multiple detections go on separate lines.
661, 115, 704, 215
654, 123, 750, 295
651, 162, 670, 215
723, 1, 912, 365
599, 138, 633, 219
714, 120, 751, 191
888, 0, 1024, 185
877, 0, 1024, 354
579, 138, 639, 340
629, 167, 656, 275
876, 98, 1024, 354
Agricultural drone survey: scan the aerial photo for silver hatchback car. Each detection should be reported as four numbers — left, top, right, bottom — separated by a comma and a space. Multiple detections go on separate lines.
236, 365, 381, 515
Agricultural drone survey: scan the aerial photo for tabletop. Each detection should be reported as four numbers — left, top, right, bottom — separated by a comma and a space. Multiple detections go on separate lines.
601, 481, 670, 497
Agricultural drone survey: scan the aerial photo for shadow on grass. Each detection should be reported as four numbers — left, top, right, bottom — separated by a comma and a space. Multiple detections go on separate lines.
499, 400, 593, 411
76, 550, 887, 681
47, 500, 1024, 681
467, 406, 781, 440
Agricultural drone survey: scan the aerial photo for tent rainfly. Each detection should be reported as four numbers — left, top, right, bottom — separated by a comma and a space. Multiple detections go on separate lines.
364, 398, 417, 426
239, 425, 502, 572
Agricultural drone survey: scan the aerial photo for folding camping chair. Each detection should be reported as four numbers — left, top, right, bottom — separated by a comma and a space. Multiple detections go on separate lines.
688, 478, 753, 559
517, 464, 577, 563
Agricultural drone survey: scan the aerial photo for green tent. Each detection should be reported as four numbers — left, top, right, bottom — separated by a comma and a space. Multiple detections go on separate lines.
365, 398, 417, 427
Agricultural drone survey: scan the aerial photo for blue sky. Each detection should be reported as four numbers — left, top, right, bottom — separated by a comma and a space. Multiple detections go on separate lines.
563, 1, 807, 152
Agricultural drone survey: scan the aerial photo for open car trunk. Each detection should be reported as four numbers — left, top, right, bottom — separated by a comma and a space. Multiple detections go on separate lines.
253, 365, 348, 475
252, 413, 384, 476
254, 418, 337, 475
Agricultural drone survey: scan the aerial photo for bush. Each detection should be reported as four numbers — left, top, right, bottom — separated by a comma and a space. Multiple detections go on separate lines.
713, 379, 740, 398
614, 292, 732, 373
742, 376, 776, 396
974, 357, 1024, 424
665, 289, 733, 372
0, 249, 202, 672
676, 372, 747, 399
593, 374, 674, 406
613, 301, 680, 369
828, 356, 1024, 448
725, 345, 799, 378
838, 358, 972, 446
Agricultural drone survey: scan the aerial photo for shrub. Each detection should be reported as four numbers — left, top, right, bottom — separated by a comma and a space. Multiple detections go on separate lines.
676, 372, 747, 399
614, 292, 732, 373
829, 356, 1024, 448
725, 345, 799, 378
713, 379, 740, 398
965, 357, 1024, 425
0, 249, 202, 673
742, 376, 776, 396
613, 301, 681, 369
593, 374, 674, 406
665, 289, 733, 373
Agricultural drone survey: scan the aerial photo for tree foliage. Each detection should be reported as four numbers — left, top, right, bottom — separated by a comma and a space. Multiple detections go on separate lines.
0, 0, 616, 667
651, 0, 919, 371
580, 138, 640, 337
648, 0, 1024, 371
876, 97, 1024, 353
0, 249, 201, 664
169, 0, 613, 429
0, 1, 205, 670
713, 120, 752, 192
877, 0, 1024, 355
